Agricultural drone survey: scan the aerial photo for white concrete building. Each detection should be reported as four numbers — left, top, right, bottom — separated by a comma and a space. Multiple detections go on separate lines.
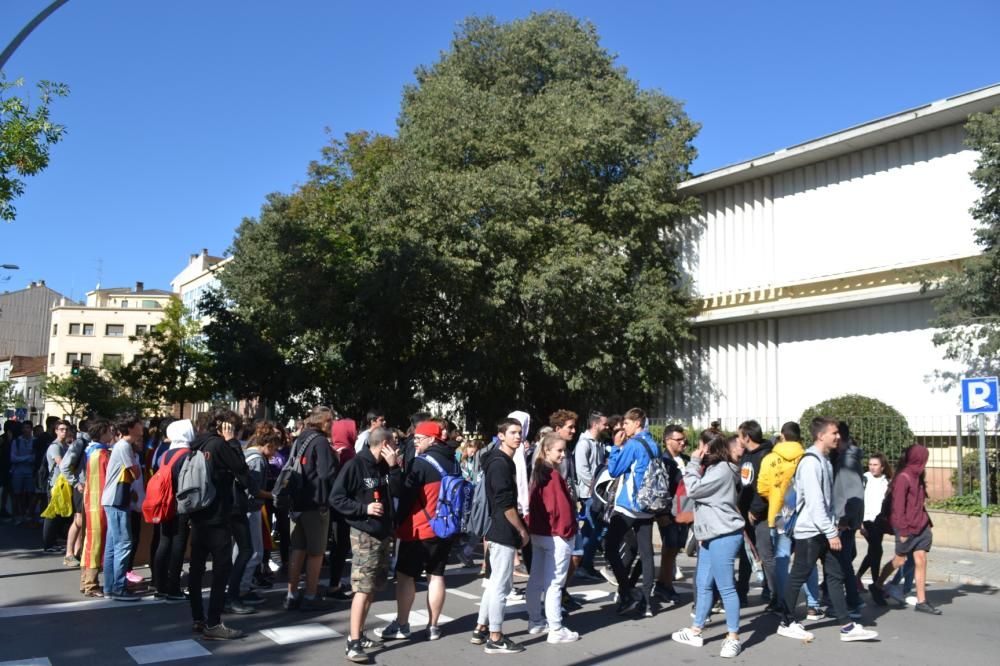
660, 84, 1000, 434
171, 248, 230, 321
0, 355, 47, 422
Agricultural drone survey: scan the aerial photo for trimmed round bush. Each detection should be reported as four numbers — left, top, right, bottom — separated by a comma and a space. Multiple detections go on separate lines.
799, 394, 914, 461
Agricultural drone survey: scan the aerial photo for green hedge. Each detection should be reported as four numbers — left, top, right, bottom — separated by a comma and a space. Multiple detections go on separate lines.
799, 394, 914, 460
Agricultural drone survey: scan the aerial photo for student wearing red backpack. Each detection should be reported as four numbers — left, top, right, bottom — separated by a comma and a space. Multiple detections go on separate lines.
375, 420, 459, 642
151, 419, 194, 601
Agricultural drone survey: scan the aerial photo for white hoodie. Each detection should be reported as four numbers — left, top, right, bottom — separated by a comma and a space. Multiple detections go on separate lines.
166, 419, 195, 450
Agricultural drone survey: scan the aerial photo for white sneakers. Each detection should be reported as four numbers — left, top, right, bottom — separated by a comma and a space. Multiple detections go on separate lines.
719, 637, 742, 658
527, 621, 548, 635
671, 628, 704, 647
839, 623, 878, 642
777, 621, 815, 641
546, 627, 579, 644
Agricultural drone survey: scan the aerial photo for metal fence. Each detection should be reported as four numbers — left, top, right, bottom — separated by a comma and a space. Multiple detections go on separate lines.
648, 414, 1000, 503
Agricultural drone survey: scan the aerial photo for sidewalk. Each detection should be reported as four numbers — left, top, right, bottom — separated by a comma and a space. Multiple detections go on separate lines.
926, 545, 1000, 588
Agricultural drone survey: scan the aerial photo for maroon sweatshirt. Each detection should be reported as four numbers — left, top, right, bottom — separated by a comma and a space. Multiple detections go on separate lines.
891, 445, 930, 535
528, 467, 577, 540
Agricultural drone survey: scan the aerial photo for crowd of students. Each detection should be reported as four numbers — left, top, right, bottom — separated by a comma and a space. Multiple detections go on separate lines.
1, 405, 940, 662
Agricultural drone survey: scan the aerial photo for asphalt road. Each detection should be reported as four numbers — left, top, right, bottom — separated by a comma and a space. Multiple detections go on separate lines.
1, 522, 998, 666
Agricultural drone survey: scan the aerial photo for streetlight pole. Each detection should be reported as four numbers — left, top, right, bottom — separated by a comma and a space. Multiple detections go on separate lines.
0, 0, 71, 72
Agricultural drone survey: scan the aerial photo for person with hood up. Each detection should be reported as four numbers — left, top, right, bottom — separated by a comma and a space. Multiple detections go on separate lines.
376, 421, 461, 642
869, 444, 940, 615
152, 419, 195, 601
326, 418, 357, 600
604, 407, 658, 616
735, 420, 774, 605
671, 434, 746, 659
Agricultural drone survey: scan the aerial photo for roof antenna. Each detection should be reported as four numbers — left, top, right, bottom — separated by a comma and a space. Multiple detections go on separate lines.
96, 258, 103, 290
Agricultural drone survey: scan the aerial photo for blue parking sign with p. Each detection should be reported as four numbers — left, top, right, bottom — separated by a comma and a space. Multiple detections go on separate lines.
961, 377, 999, 414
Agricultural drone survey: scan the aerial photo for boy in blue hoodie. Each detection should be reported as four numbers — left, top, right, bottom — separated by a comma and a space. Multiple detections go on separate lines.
605, 407, 658, 615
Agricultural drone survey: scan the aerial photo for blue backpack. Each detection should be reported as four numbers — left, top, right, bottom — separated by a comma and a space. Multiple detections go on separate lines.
417, 453, 471, 539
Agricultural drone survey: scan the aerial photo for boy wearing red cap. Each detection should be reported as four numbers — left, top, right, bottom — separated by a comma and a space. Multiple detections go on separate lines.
376, 420, 460, 642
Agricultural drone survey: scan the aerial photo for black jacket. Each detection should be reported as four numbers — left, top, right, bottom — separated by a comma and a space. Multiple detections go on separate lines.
190, 433, 250, 526
482, 447, 520, 548
291, 430, 338, 512
329, 447, 401, 539
738, 441, 774, 519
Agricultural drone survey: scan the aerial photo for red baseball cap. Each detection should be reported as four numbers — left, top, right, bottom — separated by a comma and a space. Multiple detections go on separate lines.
414, 421, 444, 441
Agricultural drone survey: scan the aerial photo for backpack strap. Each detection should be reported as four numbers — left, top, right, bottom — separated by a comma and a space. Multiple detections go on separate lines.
636, 436, 658, 462
416, 452, 449, 477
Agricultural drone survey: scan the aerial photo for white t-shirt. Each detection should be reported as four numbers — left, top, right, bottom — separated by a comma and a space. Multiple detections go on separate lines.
862, 471, 889, 522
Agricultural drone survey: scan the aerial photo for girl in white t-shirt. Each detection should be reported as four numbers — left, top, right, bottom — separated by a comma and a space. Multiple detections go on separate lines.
856, 453, 892, 585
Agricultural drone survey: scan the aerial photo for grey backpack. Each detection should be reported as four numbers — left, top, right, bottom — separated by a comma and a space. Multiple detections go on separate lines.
175, 450, 216, 515
635, 435, 671, 513
466, 451, 494, 538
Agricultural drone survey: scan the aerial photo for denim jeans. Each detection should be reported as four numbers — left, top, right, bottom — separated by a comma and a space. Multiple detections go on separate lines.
693, 530, 743, 633
102, 506, 132, 596
236, 510, 263, 595
579, 498, 607, 571
774, 529, 820, 607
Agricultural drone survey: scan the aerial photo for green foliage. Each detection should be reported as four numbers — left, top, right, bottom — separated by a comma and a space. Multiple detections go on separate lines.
42, 367, 131, 420
0, 76, 68, 222
0, 379, 19, 413
799, 394, 914, 460
208, 12, 700, 425
925, 107, 1000, 386
113, 297, 216, 414
928, 493, 1000, 517
950, 448, 999, 504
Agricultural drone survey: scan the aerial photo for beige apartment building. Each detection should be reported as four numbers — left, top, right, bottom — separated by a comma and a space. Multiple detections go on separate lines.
45, 282, 172, 418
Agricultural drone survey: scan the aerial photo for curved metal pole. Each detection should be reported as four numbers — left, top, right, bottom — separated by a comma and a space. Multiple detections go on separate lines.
0, 0, 71, 73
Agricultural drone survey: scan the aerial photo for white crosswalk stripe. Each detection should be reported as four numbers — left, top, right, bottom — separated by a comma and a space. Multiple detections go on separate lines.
260, 623, 343, 645
124, 640, 210, 665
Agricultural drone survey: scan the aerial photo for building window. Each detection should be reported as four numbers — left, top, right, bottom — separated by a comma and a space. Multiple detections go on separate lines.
142, 299, 160, 309
50, 353, 55, 364
80, 353, 92, 367
135, 324, 148, 336
102, 354, 123, 369
121, 299, 129, 308
66, 352, 78, 364
52, 324, 57, 336
83, 323, 94, 336
69, 323, 81, 335
105, 324, 124, 337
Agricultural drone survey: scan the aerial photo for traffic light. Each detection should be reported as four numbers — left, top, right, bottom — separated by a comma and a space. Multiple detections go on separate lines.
71, 360, 80, 376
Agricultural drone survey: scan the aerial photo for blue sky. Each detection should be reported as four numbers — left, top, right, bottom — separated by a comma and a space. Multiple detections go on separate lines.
1, 0, 998, 301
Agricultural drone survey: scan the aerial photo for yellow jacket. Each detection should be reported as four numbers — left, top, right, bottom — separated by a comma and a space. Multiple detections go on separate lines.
757, 441, 805, 527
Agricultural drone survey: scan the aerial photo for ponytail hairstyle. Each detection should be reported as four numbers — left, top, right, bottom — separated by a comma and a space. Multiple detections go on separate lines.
531, 433, 565, 489
702, 434, 737, 468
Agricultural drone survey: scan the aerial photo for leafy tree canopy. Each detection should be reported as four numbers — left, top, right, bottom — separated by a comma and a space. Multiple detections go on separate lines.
207, 11, 700, 427
0, 76, 68, 222
800, 394, 914, 461
927, 108, 1000, 388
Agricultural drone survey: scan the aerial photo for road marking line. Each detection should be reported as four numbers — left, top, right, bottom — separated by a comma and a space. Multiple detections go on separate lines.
0, 658, 51, 666
125, 640, 210, 664
375, 611, 453, 628
0, 596, 167, 619
260, 623, 342, 645
447, 588, 480, 600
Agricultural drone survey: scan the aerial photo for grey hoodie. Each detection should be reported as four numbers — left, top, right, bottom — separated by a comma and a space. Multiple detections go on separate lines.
792, 444, 837, 540
683, 457, 745, 541
833, 440, 865, 530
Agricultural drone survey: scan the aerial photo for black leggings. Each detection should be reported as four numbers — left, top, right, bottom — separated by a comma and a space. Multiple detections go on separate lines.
856, 520, 884, 581
606, 514, 654, 607
42, 515, 67, 549
188, 522, 232, 626
327, 514, 350, 588
153, 515, 190, 595
126, 511, 141, 572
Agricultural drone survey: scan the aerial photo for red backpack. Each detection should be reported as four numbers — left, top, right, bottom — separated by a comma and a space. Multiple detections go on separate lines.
142, 452, 187, 524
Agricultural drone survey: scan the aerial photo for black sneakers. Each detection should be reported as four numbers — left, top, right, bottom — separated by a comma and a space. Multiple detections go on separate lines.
484, 635, 524, 654
345, 638, 368, 663
868, 583, 888, 607
914, 601, 942, 615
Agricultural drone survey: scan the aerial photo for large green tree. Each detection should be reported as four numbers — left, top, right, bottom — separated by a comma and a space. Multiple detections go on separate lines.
208, 12, 700, 426
43, 367, 121, 420
928, 108, 1000, 386
114, 297, 216, 416
0, 76, 67, 222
